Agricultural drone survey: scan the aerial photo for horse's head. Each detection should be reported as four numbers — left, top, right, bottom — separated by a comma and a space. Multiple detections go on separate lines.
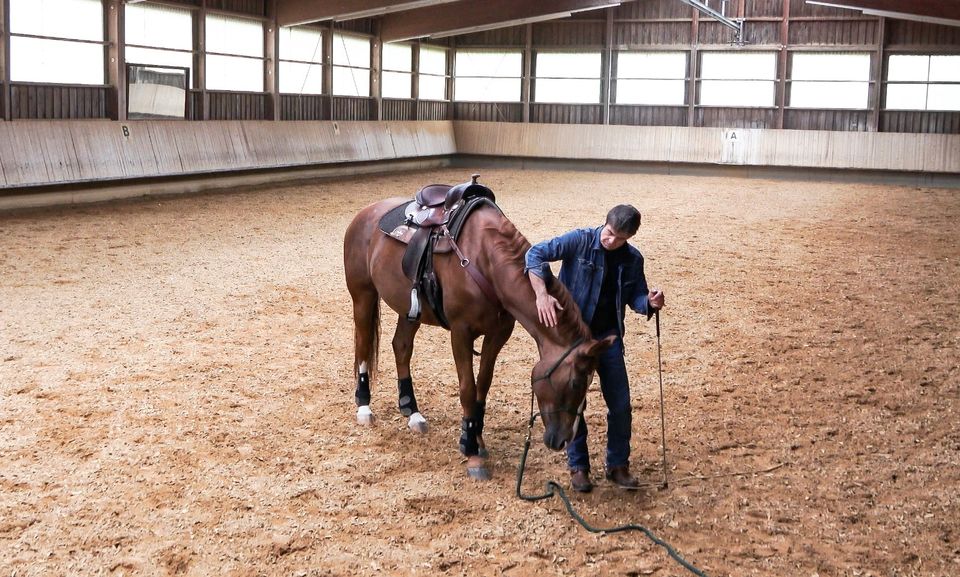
531, 335, 617, 451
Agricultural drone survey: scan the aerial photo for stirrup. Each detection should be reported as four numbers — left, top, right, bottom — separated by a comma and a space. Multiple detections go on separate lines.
407, 287, 421, 322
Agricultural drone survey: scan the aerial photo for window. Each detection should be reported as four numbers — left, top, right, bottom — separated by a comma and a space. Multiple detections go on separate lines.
454, 50, 521, 102
419, 45, 447, 101
534, 52, 601, 104
126, 2, 193, 88
9, 0, 105, 84
886, 55, 960, 111
700, 51, 777, 107
333, 33, 370, 97
616, 52, 686, 105
383, 42, 412, 99
279, 26, 323, 94
790, 53, 870, 109
206, 14, 263, 92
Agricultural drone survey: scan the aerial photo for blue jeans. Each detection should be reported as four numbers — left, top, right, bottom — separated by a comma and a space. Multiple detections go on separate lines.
566, 333, 632, 472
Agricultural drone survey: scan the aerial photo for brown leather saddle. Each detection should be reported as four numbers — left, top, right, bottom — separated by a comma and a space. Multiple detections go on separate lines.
378, 174, 498, 328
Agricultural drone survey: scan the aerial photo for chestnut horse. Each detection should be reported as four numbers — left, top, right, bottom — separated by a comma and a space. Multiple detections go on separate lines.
343, 184, 615, 479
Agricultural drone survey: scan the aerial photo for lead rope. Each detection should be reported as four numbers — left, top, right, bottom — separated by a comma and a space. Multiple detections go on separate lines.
516, 311, 708, 577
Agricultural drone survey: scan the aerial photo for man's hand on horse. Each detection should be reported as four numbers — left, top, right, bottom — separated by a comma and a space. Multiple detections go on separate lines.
536, 294, 564, 327
649, 289, 665, 310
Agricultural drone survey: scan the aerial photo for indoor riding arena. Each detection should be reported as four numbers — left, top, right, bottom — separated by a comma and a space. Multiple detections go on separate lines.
1, 2, 958, 577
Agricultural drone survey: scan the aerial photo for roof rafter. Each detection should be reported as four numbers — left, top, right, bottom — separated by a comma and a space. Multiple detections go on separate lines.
807, 0, 960, 27
277, 0, 461, 27
380, 0, 624, 42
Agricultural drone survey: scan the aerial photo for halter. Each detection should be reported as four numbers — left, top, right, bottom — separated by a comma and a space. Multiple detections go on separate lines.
530, 336, 587, 422
531, 336, 585, 383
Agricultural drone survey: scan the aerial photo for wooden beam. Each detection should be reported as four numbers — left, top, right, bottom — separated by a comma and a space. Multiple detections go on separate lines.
277, 0, 459, 27
265, 0, 280, 120
807, 0, 960, 26
381, 0, 625, 43
106, 0, 126, 120
1, 0, 10, 120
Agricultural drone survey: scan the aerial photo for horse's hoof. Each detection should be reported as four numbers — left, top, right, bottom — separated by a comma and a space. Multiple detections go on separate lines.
467, 466, 491, 481
407, 412, 428, 433
356, 405, 375, 426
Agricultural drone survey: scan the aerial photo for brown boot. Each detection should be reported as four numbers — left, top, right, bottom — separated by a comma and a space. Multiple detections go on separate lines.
605, 465, 640, 489
570, 469, 593, 493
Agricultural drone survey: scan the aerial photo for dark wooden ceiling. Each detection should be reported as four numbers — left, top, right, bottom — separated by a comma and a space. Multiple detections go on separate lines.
274, 0, 960, 39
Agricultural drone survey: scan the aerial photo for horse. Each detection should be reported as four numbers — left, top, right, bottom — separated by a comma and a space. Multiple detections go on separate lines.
343, 178, 616, 479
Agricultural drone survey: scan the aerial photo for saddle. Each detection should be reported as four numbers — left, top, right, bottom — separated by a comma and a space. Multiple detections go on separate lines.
377, 174, 498, 328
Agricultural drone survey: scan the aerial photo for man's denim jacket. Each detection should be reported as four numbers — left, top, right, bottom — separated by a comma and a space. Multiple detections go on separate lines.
525, 226, 653, 338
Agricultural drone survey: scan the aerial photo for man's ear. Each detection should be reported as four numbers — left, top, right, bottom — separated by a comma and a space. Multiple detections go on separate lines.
540, 263, 556, 290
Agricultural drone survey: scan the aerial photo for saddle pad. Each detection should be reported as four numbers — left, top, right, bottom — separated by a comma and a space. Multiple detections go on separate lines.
378, 201, 410, 236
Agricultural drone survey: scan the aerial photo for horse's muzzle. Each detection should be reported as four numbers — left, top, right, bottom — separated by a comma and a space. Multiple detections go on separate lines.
543, 429, 569, 452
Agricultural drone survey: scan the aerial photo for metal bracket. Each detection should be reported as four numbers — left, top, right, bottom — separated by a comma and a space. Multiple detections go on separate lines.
679, 0, 746, 45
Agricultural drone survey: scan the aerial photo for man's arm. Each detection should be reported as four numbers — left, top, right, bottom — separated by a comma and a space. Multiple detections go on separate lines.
525, 229, 583, 327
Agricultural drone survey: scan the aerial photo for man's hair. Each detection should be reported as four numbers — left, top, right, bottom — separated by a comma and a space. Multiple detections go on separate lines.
605, 204, 641, 236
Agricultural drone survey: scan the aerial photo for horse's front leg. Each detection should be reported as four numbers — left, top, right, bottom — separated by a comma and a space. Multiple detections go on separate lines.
474, 319, 515, 459
392, 315, 427, 433
451, 327, 489, 480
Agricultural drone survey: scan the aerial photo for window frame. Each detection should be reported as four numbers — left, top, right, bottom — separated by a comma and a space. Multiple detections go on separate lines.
532, 50, 602, 105
453, 48, 523, 103
697, 50, 778, 108
786, 51, 872, 110
884, 53, 960, 112
614, 50, 688, 106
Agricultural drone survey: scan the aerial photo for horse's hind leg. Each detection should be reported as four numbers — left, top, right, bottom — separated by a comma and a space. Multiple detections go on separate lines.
392, 315, 427, 433
351, 287, 380, 426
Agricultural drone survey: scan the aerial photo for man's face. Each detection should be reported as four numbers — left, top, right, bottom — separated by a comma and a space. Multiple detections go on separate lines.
600, 223, 634, 251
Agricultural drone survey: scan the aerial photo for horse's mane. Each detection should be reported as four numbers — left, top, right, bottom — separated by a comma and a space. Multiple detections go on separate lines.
492, 214, 592, 345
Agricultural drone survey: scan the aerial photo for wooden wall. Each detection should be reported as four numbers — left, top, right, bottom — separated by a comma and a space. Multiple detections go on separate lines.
453, 121, 960, 173
0, 120, 456, 189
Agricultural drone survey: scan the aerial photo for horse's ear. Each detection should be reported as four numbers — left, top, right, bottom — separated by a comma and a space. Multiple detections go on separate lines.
585, 335, 617, 357
540, 263, 556, 290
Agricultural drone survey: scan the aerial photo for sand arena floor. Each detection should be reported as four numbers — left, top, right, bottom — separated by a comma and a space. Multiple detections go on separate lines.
1, 168, 958, 577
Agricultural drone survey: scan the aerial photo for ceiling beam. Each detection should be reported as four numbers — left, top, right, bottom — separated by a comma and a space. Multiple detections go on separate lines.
807, 1, 960, 27
380, 0, 623, 42
277, 0, 460, 27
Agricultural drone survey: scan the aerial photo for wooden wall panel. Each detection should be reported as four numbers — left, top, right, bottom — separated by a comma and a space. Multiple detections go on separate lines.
456, 27, 525, 47
614, 22, 691, 46
886, 21, 960, 47
745, 0, 784, 18
206, 0, 264, 17
789, 0, 851, 18
453, 102, 523, 122
613, 0, 689, 20
881, 112, 960, 135
334, 19, 374, 36
788, 19, 879, 45
697, 107, 778, 129
382, 99, 415, 121
533, 21, 605, 47
0, 120, 457, 188
610, 105, 687, 127
207, 92, 267, 120
784, 109, 871, 132
453, 121, 960, 173
10, 84, 109, 120
530, 104, 602, 125
333, 97, 374, 121
281, 94, 329, 121
417, 100, 450, 121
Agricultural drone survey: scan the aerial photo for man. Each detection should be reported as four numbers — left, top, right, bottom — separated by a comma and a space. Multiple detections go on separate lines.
525, 204, 665, 492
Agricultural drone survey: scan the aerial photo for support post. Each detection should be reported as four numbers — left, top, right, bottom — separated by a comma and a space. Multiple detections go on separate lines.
1, 0, 10, 121
372, 19, 382, 121
602, 8, 613, 125
870, 16, 886, 132
412, 41, 420, 120
106, 0, 126, 120
776, 0, 790, 129
324, 20, 334, 119
196, 0, 208, 120
522, 23, 531, 123
265, 0, 280, 120
687, 10, 699, 127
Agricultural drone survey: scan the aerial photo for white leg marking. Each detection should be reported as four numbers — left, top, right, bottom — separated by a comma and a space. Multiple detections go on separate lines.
407, 411, 428, 433
357, 405, 375, 426
359, 362, 368, 373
